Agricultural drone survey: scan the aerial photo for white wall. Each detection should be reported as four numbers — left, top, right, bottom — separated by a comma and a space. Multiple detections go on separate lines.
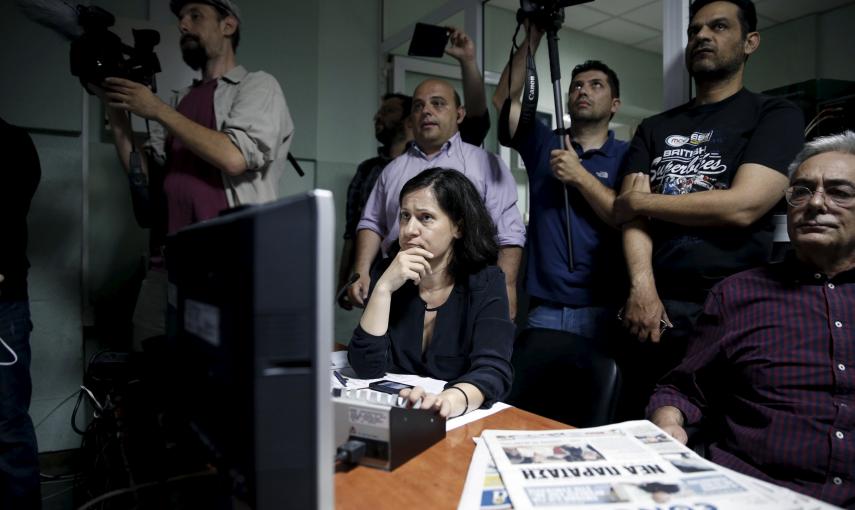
26, 133, 86, 452
743, 3, 855, 92
817, 3, 855, 82
744, 15, 819, 92
314, 0, 381, 342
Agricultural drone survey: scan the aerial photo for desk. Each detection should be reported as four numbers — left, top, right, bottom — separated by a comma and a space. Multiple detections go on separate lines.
335, 407, 569, 510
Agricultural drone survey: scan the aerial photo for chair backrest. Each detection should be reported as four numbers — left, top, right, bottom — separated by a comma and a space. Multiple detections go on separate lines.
507, 327, 621, 428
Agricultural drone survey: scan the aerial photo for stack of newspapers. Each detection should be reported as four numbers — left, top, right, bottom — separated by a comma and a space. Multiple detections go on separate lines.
458, 420, 840, 510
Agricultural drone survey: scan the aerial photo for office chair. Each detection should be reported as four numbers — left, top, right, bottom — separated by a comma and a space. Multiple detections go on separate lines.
507, 327, 621, 428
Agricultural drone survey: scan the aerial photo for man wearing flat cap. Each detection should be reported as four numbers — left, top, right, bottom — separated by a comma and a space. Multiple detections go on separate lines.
99, 0, 294, 346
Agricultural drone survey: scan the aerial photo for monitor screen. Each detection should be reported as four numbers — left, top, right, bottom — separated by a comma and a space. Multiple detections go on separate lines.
166, 190, 334, 509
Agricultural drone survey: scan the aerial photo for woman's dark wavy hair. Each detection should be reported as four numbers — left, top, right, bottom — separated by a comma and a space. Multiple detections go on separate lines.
399, 168, 498, 280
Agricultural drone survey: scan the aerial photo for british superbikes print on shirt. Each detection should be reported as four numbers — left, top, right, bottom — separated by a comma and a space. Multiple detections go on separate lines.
650, 130, 730, 195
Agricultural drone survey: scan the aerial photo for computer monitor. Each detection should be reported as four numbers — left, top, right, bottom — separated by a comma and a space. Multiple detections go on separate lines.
166, 190, 334, 509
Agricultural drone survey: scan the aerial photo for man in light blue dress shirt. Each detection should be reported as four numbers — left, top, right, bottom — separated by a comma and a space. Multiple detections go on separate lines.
350, 79, 526, 318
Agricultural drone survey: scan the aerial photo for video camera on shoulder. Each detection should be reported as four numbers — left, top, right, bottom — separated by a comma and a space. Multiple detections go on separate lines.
70, 5, 162, 93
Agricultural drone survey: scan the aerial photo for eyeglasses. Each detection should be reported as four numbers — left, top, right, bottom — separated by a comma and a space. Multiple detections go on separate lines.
784, 185, 855, 208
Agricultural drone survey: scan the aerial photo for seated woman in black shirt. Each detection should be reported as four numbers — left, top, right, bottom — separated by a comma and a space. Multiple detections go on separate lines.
348, 168, 515, 418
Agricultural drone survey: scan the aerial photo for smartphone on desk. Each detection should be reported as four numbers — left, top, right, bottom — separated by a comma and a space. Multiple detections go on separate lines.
369, 379, 415, 395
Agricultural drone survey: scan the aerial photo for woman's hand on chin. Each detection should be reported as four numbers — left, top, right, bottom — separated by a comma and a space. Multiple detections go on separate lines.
374, 247, 434, 294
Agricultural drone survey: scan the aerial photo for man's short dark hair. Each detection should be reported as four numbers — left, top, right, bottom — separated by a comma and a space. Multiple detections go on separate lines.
382, 93, 413, 117
689, 0, 757, 36
571, 60, 620, 99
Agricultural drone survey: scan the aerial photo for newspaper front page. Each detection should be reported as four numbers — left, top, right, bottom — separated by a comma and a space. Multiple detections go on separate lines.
458, 439, 513, 510
462, 420, 838, 510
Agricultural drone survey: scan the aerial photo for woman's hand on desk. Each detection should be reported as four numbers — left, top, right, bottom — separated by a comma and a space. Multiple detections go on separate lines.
399, 386, 454, 418
399, 384, 479, 419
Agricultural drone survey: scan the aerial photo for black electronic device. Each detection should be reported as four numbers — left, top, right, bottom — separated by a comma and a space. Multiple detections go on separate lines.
518, 0, 592, 31
166, 191, 335, 509
14, 1, 162, 91
408, 22, 450, 57
333, 388, 445, 470
70, 5, 162, 92
368, 379, 415, 395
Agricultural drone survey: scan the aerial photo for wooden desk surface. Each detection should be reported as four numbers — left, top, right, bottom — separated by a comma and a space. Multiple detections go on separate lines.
335, 407, 569, 510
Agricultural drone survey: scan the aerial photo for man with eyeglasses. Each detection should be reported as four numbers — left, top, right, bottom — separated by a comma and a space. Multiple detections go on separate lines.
647, 131, 855, 508
610, 0, 804, 418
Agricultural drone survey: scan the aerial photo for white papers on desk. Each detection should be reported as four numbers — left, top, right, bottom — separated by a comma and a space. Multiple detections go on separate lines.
330, 351, 510, 432
330, 351, 447, 394
330, 350, 350, 370
458, 420, 839, 510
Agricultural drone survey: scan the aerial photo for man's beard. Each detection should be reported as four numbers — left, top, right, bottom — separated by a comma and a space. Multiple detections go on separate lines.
569, 101, 608, 125
181, 37, 208, 71
689, 58, 741, 82
570, 106, 601, 123
375, 121, 405, 146
686, 46, 743, 83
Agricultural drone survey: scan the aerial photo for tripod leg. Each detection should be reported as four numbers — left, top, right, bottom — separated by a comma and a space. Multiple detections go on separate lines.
546, 28, 574, 272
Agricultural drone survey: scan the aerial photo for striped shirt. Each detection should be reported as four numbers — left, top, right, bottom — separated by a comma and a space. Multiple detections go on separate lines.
648, 252, 855, 508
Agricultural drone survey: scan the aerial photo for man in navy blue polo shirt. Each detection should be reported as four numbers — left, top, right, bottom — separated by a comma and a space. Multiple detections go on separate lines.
493, 23, 628, 340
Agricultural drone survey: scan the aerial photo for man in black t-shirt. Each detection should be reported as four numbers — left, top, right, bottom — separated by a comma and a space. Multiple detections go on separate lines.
0, 117, 41, 508
612, 0, 804, 417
